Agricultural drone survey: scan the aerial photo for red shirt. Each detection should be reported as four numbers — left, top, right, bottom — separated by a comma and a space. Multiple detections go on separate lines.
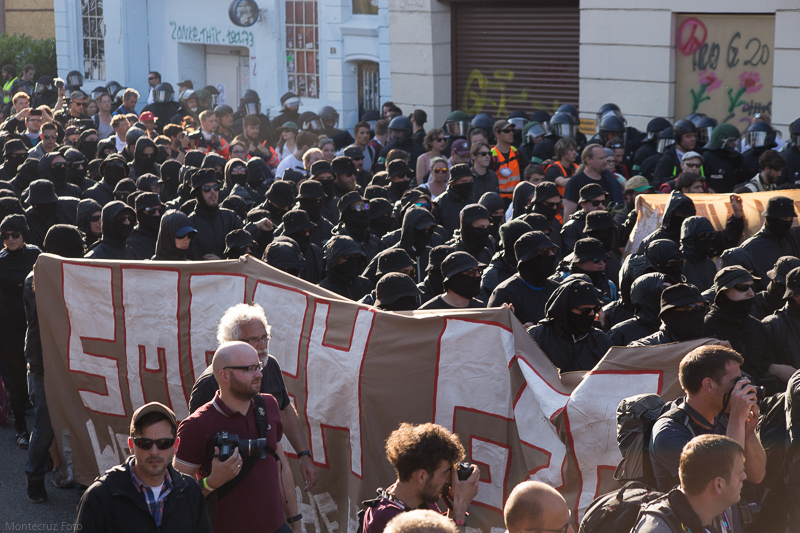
176, 392, 284, 533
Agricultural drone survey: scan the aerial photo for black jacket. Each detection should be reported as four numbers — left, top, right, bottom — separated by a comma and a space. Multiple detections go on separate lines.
364, 207, 435, 284
763, 302, 800, 368
628, 323, 680, 347
331, 222, 385, 265
74, 457, 212, 533
679, 216, 718, 292
434, 187, 471, 237
318, 236, 372, 301
608, 273, 666, 346
741, 225, 799, 282
23, 272, 43, 375
152, 210, 193, 261
480, 251, 516, 302
128, 137, 161, 181
652, 144, 684, 188
82, 179, 116, 207
702, 142, 746, 193
124, 223, 159, 260
37, 152, 82, 199
704, 302, 773, 382
489, 274, 559, 326
85, 201, 133, 260
560, 210, 586, 254
187, 203, 244, 259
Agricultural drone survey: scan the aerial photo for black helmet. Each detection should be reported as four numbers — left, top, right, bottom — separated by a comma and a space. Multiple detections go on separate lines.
300, 111, 321, 131
471, 112, 494, 132
214, 104, 234, 117
596, 103, 623, 130
673, 119, 697, 140
66, 70, 83, 88
388, 115, 413, 144
599, 114, 626, 136
240, 89, 260, 115
153, 82, 174, 103
508, 110, 528, 130
657, 126, 675, 153
530, 110, 552, 134
685, 112, 704, 123
34, 75, 54, 94
523, 121, 547, 144
693, 116, 718, 146
556, 104, 578, 123
319, 106, 339, 126
745, 121, 779, 149
549, 112, 576, 138
202, 85, 220, 107
90, 86, 107, 101
444, 110, 470, 138
105, 80, 122, 98
791, 118, 800, 146
646, 117, 671, 140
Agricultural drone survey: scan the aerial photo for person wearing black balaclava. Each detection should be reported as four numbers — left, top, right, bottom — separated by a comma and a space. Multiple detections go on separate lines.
319, 235, 371, 300
123, 192, 164, 260
762, 266, 800, 384
259, 180, 296, 230
481, 219, 531, 301
151, 209, 196, 261
554, 237, 617, 305
698, 248, 758, 305
584, 209, 621, 286
332, 191, 384, 263
187, 168, 246, 260
293, 179, 333, 246
263, 236, 305, 278
752, 256, 800, 320
449, 203, 494, 264
360, 249, 416, 305
159, 159, 181, 203
112, 178, 136, 204
742, 196, 799, 281
560, 182, 608, 254
375, 272, 423, 312
434, 163, 475, 236
529, 182, 562, 235
37, 151, 81, 198
637, 191, 696, 253
510, 181, 536, 220
84, 200, 136, 259
310, 160, 339, 224
418, 244, 455, 304
679, 215, 719, 292
644, 238, 686, 284
63, 147, 95, 192
219, 157, 251, 204
704, 266, 780, 393
76, 198, 102, 249
0, 139, 28, 182
602, 254, 656, 330
0, 214, 40, 449
479, 192, 505, 244
628, 283, 708, 346
385, 159, 413, 204
76, 128, 100, 163
200, 152, 226, 185
489, 230, 560, 326
83, 153, 130, 206
419, 251, 486, 309
363, 206, 436, 285
283, 208, 324, 284
245, 156, 273, 204
223, 228, 255, 259
368, 197, 394, 239
24, 179, 72, 249
526, 278, 612, 372
609, 272, 670, 346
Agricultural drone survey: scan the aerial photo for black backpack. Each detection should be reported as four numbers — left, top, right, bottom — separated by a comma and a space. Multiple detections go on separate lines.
578, 481, 668, 533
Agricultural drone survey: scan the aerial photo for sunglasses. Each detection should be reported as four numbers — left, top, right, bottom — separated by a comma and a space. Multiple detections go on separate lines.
592, 256, 609, 264
201, 184, 221, 193
574, 306, 600, 316
351, 203, 370, 212
537, 247, 558, 257
665, 258, 686, 268
477, 151, 491, 157
176, 233, 195, 240
51, 162, 67, 169
435, 137, 445, 142
684, 163, 702, 169
42, 135, 57, 140
733, 283, 754, 292
590, 200, 606, 207
143, 206, 163, 215
89, 214, 102, 223
463, 267, 483, 277
2, 231, 21, 240
545, 200, 562, 207
119, 214, 136, 223
673, 302, 709, 312
432, 167, 448, 173
132, 437, 176, 450
224, 361, 264, 373
414, 201, 432, 210
500, 128, 514, 134
72, 102, 84, 107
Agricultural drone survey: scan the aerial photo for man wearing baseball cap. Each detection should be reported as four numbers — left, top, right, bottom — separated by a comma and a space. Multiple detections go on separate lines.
75, 402, 211, 532
419, 251, 486, 309
447, 139, 471, 167
491, 120, 530, 202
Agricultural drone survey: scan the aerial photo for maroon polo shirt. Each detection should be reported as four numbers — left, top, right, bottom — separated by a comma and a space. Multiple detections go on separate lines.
176, 391, 284, 533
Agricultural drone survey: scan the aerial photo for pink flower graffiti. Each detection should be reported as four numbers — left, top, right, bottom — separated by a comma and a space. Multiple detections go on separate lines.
739, 71, 763, 93
698, 70, 722, 91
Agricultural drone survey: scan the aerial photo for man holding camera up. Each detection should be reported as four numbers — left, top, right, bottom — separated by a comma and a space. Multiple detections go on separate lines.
362, 423, 481, 533
174, 341, 297, 533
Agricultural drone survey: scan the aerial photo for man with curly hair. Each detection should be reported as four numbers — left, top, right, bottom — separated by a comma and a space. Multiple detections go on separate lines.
362, 423, 481, 533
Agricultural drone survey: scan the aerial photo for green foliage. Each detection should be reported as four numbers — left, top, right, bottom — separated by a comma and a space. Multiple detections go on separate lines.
0, 33, 57, 76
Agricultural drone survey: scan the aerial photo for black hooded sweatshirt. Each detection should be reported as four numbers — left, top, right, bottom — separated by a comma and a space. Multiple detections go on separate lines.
763, 302, 800, 369
609, 273, 668, 346
38, 151, 82, 198
434, 185, 473, 237
77, 198, 103, 248
7, 158, 40, 197
602, 255, 655, 329
245, 157, 273, 205
124, 214, 160, 260
644, 239, 685, 284
152, 210, 193, 261
363, 207, 436, 284
526, 281, 612, 371
85, 201, 134, 259
637, 191, 696, 253
318, 236, 371, 300
128, 137, 161, 181
679, 216, 718, 292
187, 196, 244, 259
741, 224, 800, 282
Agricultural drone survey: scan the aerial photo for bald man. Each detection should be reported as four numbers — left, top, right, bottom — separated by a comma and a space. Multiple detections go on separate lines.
504, 481, 574, 533
174, 342, 299, 533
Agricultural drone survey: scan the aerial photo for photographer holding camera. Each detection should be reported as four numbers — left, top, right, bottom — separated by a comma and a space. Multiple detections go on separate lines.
174, 341, 296, 533
361, 423, 480, 533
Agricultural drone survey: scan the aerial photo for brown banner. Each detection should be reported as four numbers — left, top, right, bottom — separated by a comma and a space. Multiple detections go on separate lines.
35, 255, 712, 528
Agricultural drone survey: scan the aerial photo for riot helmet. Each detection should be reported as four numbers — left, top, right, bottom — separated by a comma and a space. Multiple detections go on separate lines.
523, 121, 547, 144
105, 80, 122, 98
709, 123, 740, 152
657, 127, 675, 153
530, 110, 552, 134
300, 111, 322, 131
556, 104, 579, 124
361, 110, 381, 132
90, 86, 107, 101
387, 115, 413, 144
791, 118, 800, 147
646, 117, 671, 141
599, 114, 626, 144
181, 89, 199, 113
745, 121, 779, 150
240, 89, 261, 115
693, 116, 718, 146
153, 83, 174, 103
34, 75, 54, 95
444, 110, 470, 138
596, 103, 622, 127
508, 110, 529, 131
549, 112, 576, 139
66, 70, 84, 89
471, 112, 494, 133
319, 106, 339, 128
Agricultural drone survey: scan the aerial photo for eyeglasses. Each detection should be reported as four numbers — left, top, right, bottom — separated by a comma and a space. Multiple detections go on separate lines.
574, 307, 600, 316
147, 76, 158, 81
132, 437, 176, 451
2, 231, 21, 240
477, 151, 491, 157
239, 334, 270, 345
432, 167, 448, 173
202, 184, 221, 193
143, 206, 163, 215
522, 510, 571, 533
224, 361, 264, 373
119, 214, 135, 223
89, 214, 102, 223
684, 163, 702, 169
414, 201, 432, 210
72, 102, 84, 107
592, 256, 609, 264
733, 283, 754, 292
673, 302, 709, 312
351, 203, 370, 212
537, 247, 558, 257
464, 267, 483, 277
590, 200, 606, 207
501, 128, 514, 134
51, 162, 67, 169
42, 135, 57, 140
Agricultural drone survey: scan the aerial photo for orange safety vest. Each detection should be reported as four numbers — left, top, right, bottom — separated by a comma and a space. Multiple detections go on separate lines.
491, 145, 521, 199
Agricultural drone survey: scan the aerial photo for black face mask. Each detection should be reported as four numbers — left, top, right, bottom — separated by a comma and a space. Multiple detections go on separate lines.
462, 224, 491, 249
138, 212, 161, 232
115, 219, 134, 239
299, 199, 323, 222
533, 202, 559, 221
319, 179, 335, 198
588, 228, 614, 251
230, 168, 247, 187
6, 154, 26, 172
490, 215, 504, 237
766, 217, 793, 237
390, 179, 410, 197
290, 231, 311, 253
266, 202, 288, 222
370, 215, 394, 237
768, 280, 785, 299
573, 264, 605, 286
104, 164, 127, 187
342, 208, 370, 231
694, 239, 716, 258
450, 182, 473, 201
67, 164, 86, 184
50, 165, 67, 184
78, 141, 98, 162
334, 255, 363, 281
446, 272, 481, 299
412, 228, 432, 253
663, 309, 706, 341
663, 260, 684, 284
427, 269, 445, 294
566, 311, 595, 336
716, 292, 754, 318
518, 255, 556, 285
382, 295, 420, 312
35, 203, 58, 220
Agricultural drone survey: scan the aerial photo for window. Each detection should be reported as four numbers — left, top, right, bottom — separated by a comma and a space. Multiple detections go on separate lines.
353, 0, 378, 15
81, 0, 105, 80
285, 0, 319, 98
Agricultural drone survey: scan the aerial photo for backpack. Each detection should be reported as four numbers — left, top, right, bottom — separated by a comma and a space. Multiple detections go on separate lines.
0, 378, 8, 426
578, 481, 667, 533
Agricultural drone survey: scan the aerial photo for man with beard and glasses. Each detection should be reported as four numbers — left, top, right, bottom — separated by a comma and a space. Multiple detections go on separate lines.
741, 196, 799, 281
331, 155, 359, 197
628, 283, 708, 346
176, 341, 297, 533
434, 164, 474, 236
361, 423, 480, 533
419, 251, 486, 309
124, 193, 165, 260
526, 277, 612, 372
333, 191, 384, 263
83, 154, 131, 207
480, 219, 531, 301
85, 200, 136, 259
75, 402, 211, 532
489, 231, 560, 327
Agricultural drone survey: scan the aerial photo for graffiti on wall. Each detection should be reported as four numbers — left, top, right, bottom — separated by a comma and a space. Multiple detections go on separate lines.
169, 21, 255, 48
674, 14, 774, 128
461, 68, 566, 117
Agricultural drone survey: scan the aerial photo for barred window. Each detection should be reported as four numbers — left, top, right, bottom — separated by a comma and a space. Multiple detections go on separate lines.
82, 0, 105, 80
285, 0, 319, 99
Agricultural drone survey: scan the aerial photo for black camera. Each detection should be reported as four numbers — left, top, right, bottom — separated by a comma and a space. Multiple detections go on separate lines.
54, 78, 64, 90
212, 431, 269, 461
456, 461, 474, 481
735, 376, 765, 403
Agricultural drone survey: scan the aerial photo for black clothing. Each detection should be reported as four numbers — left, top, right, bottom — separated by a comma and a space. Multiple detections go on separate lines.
531, 136, 558, 164
418, 294, 484, 310
297, 242, 324, 284
741, 225, 799, 282
187, 203, 244, 259
128, 137, 161, 181
511, 182, 536, 220
152, 210, 193, 261
471, 168, 500, 200
637, 191, 695, 253
434, 187, 471, 236
82, 180, 116, 207
563, 170, 623, 206
24, 202, 74, 249
763, 302, 800, 368
628, 323, 680, 347
608, 273, 665, 346
378, 139, 424, 171
652, 144, 684, 188
702, 142, 746, 193
560, 210, 586, 253
489, 275, 559, 326
364, 208, 435, 284
632, 141, 657, 172
124, 223, 158, 260
480, 251, 516, 302
38, 152, 82, 199
231, 113, 277, 146
781, 144, 800, 185
77, 198, 103, 248
85, 201, 132, 260
331, 222, 385, 265
318, 236, 372, 300
751, 284, 784, 320
704, 302, 773, 384
680, 216, 718, 292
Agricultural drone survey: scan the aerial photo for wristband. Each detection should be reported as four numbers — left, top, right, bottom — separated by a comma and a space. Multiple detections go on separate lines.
297, 450, 312, 458
201, 477, 215, 492
453, 519, 466, 527
287, 514, 303, 524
